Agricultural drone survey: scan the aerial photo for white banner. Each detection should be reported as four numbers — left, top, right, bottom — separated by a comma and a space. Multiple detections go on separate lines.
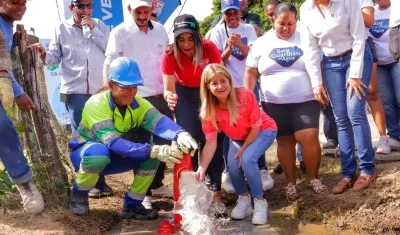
40, 39, 70, 125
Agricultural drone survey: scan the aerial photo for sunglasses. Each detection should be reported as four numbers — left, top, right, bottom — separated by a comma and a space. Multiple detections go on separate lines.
72, 3, 94, 10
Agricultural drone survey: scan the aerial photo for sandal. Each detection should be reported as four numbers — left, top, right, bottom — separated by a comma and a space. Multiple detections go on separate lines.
309, 178, 327, 194
285, 183, 299, 200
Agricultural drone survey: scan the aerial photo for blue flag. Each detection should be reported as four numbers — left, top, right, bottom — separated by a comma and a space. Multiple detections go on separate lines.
91, 0, 181, 28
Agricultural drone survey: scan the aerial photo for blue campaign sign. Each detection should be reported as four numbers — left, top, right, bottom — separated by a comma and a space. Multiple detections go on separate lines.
155, 0, 181, 24
92, 0, 124, 30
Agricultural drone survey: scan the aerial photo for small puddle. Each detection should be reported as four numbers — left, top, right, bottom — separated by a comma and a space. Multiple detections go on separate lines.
269, 211, 357, 235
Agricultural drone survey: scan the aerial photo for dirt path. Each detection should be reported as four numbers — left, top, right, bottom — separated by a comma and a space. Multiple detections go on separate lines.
1, 149, 399, 235
1, 115, 400, 234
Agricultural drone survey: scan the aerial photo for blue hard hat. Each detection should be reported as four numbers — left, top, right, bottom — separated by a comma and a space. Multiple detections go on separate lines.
108, 57, 144, 87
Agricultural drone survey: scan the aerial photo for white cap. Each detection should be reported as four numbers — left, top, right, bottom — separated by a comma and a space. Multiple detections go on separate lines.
130, 0, 153, 10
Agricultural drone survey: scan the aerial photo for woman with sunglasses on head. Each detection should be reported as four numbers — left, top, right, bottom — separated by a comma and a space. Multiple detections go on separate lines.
300, 0, 376, 194
195, 63, 277, 225
244, 2, 327, 199
161, 14, 226, 212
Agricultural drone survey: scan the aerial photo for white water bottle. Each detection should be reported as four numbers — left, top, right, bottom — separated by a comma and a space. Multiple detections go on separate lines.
83, 24, 91, 38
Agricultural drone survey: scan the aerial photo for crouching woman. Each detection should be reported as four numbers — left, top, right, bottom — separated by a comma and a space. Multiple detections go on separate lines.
194, 64, 277, 225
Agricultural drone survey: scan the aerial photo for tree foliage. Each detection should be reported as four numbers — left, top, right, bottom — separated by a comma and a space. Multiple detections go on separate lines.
199, 0, 304, 36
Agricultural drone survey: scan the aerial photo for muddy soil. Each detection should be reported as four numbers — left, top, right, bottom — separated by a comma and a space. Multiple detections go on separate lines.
1, 142, 400, 234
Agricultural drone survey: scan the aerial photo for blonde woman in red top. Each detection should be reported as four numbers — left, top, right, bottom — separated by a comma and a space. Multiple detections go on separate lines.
195, 63, 277, 225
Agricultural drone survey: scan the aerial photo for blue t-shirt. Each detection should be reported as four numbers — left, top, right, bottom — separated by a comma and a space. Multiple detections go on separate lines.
0, 16, 24, 97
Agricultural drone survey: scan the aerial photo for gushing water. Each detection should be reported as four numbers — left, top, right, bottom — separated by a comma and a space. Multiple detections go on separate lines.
175, 172, 229, 235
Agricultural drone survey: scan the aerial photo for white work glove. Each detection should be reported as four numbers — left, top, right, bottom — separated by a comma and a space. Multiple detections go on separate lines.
150, 145, 183, 165
177, 132, 198, 156
0, 77, 14, 110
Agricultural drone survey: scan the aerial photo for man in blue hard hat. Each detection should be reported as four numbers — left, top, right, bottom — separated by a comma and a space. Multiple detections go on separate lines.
68, 57, 198, 219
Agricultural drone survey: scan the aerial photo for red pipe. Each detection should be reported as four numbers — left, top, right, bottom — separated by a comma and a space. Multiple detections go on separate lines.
173, 152, 193, 230
158, 152, 193, 234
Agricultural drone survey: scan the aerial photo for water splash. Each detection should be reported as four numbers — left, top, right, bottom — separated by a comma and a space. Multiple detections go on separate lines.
175, 172, 229, 235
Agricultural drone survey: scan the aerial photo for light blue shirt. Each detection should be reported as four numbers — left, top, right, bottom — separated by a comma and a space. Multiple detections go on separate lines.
0, 16, 25, 98
45, 17, 109, 94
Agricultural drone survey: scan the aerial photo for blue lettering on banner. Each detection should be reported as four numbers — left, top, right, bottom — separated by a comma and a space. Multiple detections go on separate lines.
269, 46, 303, 67
92, 0, 124, 30
228, 37, 248, 61
369, 19, 390, 39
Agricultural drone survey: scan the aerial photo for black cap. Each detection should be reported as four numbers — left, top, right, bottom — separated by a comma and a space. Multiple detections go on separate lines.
173, 14, 200, 38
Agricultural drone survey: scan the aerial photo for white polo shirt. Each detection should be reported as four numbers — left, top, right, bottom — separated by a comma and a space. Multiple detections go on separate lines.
368, 5, 395, 65
104, 21, 169, 97
246, 29, 314, 104
390, 0, 400, 27
209, 23, 257, 87
300, 0, 366, 87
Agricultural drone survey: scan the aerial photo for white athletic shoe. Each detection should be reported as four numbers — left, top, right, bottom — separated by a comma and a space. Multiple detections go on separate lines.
142, 196, 152, 210
376, 136, 391, 154
17, 179, 44, 215
231, 195, 252, 220
221, 172, 235, 194
252, 198, 268, 225
389, 138, 400, 150
260, 169, 274, 191
151, 185, 173, 198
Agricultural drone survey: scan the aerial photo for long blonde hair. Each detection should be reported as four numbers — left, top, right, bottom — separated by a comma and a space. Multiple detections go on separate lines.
200, 64, 240, 130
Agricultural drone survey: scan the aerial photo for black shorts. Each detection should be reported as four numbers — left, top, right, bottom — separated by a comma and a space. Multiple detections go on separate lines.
366, 36, 378, 63
261, 100, 320, 137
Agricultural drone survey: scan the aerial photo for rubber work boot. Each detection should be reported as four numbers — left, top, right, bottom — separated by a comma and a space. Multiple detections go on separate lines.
121, 204, 158, 220
69, 189, 89, 216
16, 179, 44, 215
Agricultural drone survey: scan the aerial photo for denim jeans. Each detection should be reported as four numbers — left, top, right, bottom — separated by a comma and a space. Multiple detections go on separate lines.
65, 94, 92, 135
0, 102, 32, 184
377, 62, 400, 141
322, 103, 338, 142
175, 83, 224, 191
322, 46, 375, 178
227, 130, 277, 198
223, 136, 267, 172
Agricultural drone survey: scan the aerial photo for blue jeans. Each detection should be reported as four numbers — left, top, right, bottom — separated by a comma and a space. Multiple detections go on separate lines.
175, 83, 224, 191
0, 103, 32, 184
377, 62, 400, 141
223, 136, 267, 171
227, 130, 277, 198
322, 46, 375, 178
65, 94, 92, 135
322, 103, 338, 142
296, 145, 303, 161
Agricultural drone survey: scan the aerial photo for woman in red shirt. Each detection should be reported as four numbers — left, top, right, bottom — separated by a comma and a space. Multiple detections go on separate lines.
161, 14, 226, 210
195, 63, 277, 225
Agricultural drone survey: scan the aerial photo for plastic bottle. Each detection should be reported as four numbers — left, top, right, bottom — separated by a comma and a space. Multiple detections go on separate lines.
83, 24, 91, 38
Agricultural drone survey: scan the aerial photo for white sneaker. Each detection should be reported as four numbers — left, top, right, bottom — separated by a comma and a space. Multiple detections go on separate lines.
142, 196, 152, 209
151, 185, 173, 198
231, 195, 252, 220
252, 198, 268, 225
389, 138, 400, 150
221, 172, 235, 194
260, 169, 274, 191
376, 136, 391, 154
17, 179, 44, 215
